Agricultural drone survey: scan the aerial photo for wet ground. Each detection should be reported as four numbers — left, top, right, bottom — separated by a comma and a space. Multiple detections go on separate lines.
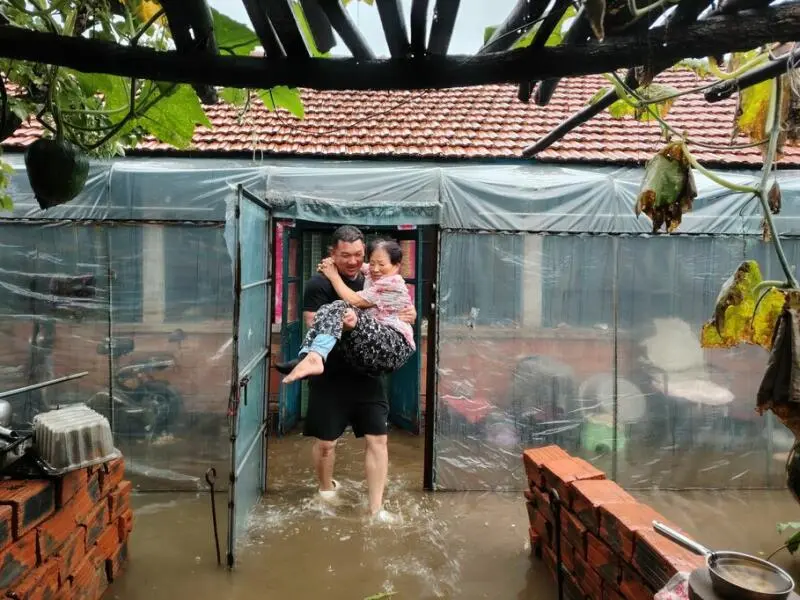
107, 430, 800, 600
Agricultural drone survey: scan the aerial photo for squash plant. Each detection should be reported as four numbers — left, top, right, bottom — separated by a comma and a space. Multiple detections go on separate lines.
0, 0, 310, 210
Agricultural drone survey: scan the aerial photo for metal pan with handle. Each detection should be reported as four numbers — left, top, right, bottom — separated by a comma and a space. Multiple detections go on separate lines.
653, 521, 795, 600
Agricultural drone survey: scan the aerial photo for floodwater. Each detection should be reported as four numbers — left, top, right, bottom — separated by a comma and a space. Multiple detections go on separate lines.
107, 430, 800, 600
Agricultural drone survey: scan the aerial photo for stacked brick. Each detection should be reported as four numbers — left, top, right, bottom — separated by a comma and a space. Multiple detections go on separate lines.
0, 457, 133, 600
523, 446, 704, 600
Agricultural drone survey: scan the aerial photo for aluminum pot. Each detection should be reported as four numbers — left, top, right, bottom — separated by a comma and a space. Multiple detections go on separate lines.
653, 521, 795, 600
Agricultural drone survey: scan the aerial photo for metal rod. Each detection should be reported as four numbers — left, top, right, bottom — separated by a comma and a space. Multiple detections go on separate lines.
0, 371, 89, 400
106, 227, 115, 431
262, 207, 276, 494
611, 236, 619, 482
423, 226, 440, 491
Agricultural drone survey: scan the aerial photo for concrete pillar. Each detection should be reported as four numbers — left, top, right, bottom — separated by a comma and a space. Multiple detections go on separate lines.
141, 225, 165, 324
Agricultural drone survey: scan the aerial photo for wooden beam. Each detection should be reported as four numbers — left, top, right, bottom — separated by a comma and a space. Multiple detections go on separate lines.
410, 0, 430, 56
241, 0, 286, 57
535, 8, 593, 105
1, 5, 798, 90
376, 0, 411, 57
427, 0, 460, 55
299, 0, 336, 54
516, 0, 571, 102
479, 0, 548, 54
317, 0, 374, 59
265, 0, 310, 56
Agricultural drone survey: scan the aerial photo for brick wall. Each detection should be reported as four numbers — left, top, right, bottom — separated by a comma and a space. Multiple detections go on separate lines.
0, 458, 133, 599
523, 446, 705, 600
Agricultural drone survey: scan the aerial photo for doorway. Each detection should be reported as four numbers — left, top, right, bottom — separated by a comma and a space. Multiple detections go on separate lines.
274, 221, 433, 436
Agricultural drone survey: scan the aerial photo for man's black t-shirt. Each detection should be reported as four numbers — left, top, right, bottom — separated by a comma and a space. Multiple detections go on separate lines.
302, 272, 368, 381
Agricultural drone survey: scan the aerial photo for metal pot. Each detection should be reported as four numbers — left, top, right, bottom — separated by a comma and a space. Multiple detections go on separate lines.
653, 521, 795, 600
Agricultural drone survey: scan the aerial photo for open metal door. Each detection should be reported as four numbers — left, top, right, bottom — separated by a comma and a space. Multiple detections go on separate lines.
279, 222, 303, 433
227, 185, 273, 567
388, 230, 424, 433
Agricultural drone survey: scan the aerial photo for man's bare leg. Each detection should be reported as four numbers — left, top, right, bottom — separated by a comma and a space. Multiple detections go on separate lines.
364, 434, 389, 515
313, 438, 337, 493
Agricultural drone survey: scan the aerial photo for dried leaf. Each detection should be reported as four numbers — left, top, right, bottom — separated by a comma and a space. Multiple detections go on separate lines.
768, 179, 782, 215
584, 0, 606, 41
635, 142, 696, 233
700, 260, 786, 350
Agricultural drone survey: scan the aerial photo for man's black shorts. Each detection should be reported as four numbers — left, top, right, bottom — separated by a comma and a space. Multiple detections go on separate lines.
303, 372, 388, 441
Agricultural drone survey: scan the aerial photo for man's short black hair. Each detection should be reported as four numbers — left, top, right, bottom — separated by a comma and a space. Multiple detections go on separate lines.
367, 238, 403, 266
331, 225, 365, 248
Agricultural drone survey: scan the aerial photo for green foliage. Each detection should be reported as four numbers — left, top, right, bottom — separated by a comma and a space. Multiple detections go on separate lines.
484, 6, 577, 50
0, 154, 13, 212
2, 0, 307, 159
588, 82, 679, 122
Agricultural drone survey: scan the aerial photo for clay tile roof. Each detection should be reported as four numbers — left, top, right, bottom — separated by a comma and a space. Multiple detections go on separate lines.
3, 70, 799, 167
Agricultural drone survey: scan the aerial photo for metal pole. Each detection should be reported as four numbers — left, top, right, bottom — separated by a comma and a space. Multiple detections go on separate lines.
106, 227, 115, 432
612, 236, 620, 482
0, 371, 89, 400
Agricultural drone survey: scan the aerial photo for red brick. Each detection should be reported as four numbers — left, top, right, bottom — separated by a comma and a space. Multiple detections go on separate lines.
522, 446, 569, 489
542, 458, 605, 508
532, 508, 551, 548
82, 500, 109, 549
574, 551, 603, 600
533, 486, 551, 515
5, 557, 59, 600
37, 503, 76, 561
564, 570, 584, 600
86, 470, 103, 505
95, 524, 119, 560
633, 528, 705, 591
69, 548, 107, 600
621, 565, 656, 600
117, 509, 133, 542
0, 480, 55, 539
101, 458, 125, 497
561, 509, 587, 556
107, 481, 132, 522
54, 527, 85, 588
0, 504, 12, 551
586, 532, 620, 586
559, 537, 576, 574
604, 584, 626, 600
56, 470, 85, 508
526, 501, 536, 526
106, 541, 129, 582
599, 502, 666, 561
571, 480, 636, 534
542, 545, 557, 581
0, 529, 38, 594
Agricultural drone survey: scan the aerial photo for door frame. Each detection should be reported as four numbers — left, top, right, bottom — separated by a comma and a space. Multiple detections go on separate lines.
226, 184, 275, 568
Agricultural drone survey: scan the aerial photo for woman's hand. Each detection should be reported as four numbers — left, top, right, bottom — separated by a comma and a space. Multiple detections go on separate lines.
318, 257, 339, 280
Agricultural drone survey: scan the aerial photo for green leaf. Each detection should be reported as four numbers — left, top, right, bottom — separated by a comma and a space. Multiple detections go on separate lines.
605, 83, 679, 122
292, 1, 330, 58
343, 0, 374, 5
484, 25, 498, 45
516, 6, 577, 49
787, 531, 800, 555
220, 88, 250, 106
676, 59, 712, 78
138, 84, 211, 148
0, 156, 14, 212
259, 86, 305, 119
70, 71, 131, 113
587, 87, 612, 106
211, 8, 260, 56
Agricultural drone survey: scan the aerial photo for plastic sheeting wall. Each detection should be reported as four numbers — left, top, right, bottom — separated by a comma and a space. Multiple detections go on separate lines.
434, 231, 796, 491
0, 221, 233, 491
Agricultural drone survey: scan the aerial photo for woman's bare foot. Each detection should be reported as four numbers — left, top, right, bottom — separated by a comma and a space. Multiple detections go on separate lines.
283, 352, 324, 383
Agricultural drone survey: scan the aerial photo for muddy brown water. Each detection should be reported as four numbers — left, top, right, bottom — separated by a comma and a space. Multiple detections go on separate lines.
108, 430, 800, 600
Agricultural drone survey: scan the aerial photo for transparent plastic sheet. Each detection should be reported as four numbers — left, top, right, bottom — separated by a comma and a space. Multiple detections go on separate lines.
0, 221, 232, 491
434, 231, 796, 492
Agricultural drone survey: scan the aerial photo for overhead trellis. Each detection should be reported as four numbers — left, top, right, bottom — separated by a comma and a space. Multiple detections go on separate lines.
1, 0, 800, 160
